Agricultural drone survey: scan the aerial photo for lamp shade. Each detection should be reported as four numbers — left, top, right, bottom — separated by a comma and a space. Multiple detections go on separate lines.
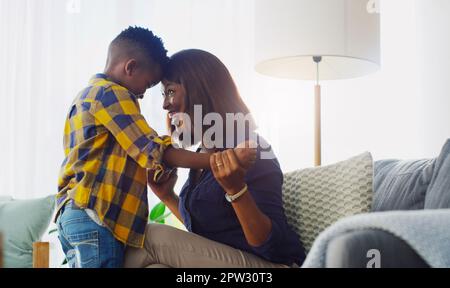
255, 0, 380, 80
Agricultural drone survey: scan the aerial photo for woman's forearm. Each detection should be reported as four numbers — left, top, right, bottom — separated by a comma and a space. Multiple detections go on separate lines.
160, 192, 184, 224
229, 189, 272, 247
163, 146, 211, 169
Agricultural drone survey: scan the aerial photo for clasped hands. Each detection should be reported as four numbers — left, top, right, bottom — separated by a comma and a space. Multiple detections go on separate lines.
148, 141, 257, 200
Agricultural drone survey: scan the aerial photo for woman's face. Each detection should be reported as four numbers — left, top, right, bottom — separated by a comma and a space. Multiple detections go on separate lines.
162, 79, 186, 114
161, 79, 188, 133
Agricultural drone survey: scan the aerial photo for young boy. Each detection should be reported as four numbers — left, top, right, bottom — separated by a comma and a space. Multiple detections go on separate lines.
56, 27, 255, 268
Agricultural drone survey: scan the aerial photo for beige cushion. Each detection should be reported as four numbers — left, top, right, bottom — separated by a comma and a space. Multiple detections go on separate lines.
282, 152, 373, 252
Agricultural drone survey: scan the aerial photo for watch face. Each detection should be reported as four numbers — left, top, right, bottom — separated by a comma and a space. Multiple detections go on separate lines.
225, 194, 233, 202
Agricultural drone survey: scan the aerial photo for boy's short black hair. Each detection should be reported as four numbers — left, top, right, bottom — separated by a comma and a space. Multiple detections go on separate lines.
112, 26, 169, 71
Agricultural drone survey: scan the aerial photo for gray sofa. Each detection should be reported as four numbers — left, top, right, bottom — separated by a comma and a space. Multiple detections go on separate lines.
324, 139, 450, 268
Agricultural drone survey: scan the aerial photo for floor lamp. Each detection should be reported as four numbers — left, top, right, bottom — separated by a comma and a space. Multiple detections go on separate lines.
255, 0, 380, 166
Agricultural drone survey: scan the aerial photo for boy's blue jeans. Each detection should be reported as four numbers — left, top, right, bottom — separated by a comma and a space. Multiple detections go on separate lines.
57, 200, 125, 268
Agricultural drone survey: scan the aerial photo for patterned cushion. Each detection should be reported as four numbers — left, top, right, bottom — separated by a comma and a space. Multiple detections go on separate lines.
282, 152, 373, 251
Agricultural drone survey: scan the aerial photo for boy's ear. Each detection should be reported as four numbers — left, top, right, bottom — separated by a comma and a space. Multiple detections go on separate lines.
124, 59, 138, 76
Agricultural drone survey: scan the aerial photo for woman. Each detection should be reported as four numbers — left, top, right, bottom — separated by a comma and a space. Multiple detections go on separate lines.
124, 49, 305, 268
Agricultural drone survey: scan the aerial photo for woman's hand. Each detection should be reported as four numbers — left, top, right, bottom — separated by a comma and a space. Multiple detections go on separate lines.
147, 169, 178, 202
211, 148, 273, 246
147, 168, 184, 223
210, 149, 254, 195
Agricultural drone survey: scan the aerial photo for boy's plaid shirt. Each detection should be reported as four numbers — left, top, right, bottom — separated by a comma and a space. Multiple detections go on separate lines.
56, 73, 172, 248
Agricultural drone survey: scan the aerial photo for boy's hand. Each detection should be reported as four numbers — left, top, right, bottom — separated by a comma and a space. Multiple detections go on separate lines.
233, 140, 257, 170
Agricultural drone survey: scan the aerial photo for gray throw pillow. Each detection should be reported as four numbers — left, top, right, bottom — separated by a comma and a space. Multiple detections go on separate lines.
425, 139, 450, 209
282, 152, 373, 251
372, 158, 435, 211
0, 195, 55, 268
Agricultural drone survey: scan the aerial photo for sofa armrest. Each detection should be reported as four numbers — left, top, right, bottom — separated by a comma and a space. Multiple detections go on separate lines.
33, 242, 49, 268
325, 229, 429, 268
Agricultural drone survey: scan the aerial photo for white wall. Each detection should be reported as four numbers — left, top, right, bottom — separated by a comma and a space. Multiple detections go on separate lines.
416, 0, 450, 158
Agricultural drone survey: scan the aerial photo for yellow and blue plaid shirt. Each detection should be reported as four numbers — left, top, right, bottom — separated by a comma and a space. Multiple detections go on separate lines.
56, 73, 172, 248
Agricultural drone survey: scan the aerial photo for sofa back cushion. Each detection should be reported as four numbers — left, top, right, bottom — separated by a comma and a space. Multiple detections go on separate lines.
425, 139, 450, 209
282, 152, 373, 252
372, 158, 435, 212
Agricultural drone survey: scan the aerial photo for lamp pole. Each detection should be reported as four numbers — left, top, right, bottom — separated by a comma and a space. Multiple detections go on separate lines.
313, 56, 322, 166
